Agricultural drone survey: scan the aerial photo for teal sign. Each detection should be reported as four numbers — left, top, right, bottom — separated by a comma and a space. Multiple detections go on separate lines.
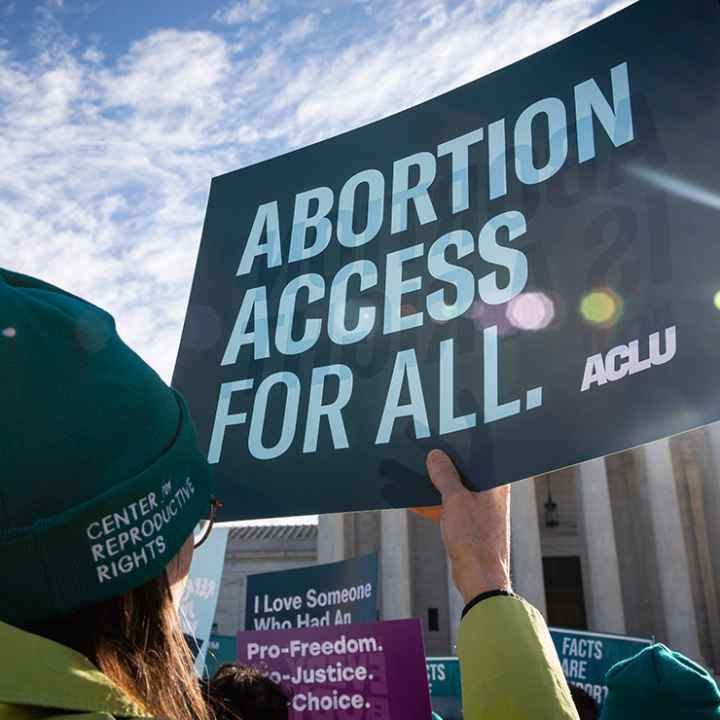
550, 627, 651, 707
245, 553, 379, 630
426, 657, 462, 720
174, 0, 720, 520
204, 634, 237, 679
180, 527, 230, 674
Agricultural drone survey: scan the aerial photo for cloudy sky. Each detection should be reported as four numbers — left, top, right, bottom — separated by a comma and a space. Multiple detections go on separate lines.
0, 0, 634, 382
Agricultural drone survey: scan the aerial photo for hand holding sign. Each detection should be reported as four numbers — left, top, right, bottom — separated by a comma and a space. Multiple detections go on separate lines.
426, 450, 511, 603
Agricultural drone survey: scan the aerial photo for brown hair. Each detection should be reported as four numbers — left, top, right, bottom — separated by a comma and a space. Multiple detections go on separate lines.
25, 570, 211, 720
203, 663, 291, 720
569, 684, 598, 720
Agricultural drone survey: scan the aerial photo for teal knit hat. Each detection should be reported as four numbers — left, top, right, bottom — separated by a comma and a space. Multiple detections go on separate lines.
0, 269, 213, 625
601, 643, 720, 719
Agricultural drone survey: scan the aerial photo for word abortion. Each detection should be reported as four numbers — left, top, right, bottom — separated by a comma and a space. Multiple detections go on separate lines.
210, 62, 635, 463
235, 62, 633, 280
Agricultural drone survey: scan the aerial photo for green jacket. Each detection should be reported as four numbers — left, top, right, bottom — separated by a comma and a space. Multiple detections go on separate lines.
0, 595, 577, 720
0, 620, 147, 720
458, 595, 579, 719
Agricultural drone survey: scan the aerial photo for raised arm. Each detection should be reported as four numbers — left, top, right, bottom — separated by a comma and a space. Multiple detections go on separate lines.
426, 450, 579, 720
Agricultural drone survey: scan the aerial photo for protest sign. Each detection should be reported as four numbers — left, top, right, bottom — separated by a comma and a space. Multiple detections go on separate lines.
204, 634, 237, 679
173, 0, 720, 519
245, 553, 378, 631
180, 527, 230, 673
550, 627, 651, 708
236, 619, 431, 718
426, 657, 463, 720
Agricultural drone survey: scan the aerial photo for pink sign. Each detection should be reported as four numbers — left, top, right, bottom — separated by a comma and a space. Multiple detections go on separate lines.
236, 619, 432, 719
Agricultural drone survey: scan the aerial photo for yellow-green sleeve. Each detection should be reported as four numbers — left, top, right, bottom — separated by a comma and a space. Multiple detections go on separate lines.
457, 596, 579, 720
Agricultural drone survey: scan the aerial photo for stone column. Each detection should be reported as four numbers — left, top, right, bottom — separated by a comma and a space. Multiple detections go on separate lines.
510, 478, 547, 616
447, 552, 465, 653
318, 513, 353, 564
380, 509, 413, 619
643, 438, 702, 660
576, 458, 626, 634
702, 424, 720, 604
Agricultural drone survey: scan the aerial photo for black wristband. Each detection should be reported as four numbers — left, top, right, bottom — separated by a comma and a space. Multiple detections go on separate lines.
461, 589, 515, 619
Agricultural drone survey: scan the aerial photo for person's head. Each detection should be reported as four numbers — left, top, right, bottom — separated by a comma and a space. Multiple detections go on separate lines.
602, 643, 720, 719
568, 684, 598, 720
204, 663, 292, 720
0, 269, 214, 720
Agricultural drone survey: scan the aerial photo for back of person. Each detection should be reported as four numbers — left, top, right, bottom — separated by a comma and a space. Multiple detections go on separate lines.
204, 663, 291, 720
569, 684, 598, 720
0, 269, 214, 720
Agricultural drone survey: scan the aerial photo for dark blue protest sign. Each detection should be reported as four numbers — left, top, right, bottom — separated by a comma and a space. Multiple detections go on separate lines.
245, 553, 378, 631
173, 0, 720, 519
550, 627, 651, 709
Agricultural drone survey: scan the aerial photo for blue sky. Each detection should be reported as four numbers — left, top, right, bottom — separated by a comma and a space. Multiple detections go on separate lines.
0, 0, 634, 383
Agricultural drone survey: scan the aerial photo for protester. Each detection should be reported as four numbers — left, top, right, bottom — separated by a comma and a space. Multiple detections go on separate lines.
204, 662, 291, 720
601, 642, 720, 719
569, 684, 599, 719
426, 449, 580, 719
0, 269, 214, 720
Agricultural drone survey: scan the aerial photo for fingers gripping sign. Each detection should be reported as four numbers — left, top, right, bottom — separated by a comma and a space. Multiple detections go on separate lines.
424, 450, 511, 603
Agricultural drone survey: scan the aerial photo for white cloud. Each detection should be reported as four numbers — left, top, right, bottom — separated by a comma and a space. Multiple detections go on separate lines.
279, 14, 319, 46
213, 0, 272, 25
0, 0, 635, 382
82, 46, 104, 63
100, 30, 230, 123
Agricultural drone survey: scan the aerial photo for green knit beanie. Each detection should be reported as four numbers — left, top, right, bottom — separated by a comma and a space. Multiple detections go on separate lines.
0, 268, 213, 626
601, 643, 720, 719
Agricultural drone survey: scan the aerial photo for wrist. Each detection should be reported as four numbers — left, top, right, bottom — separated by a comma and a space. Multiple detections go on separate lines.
456, 568, 511, 604
461, 589, 516, 619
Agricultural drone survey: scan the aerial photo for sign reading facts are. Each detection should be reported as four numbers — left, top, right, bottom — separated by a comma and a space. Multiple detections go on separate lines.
426, 657, 463, 720
236, 619, 431, 719
550, 627, 651, 708
173, 0, 720, 519
245, 553, 379, 631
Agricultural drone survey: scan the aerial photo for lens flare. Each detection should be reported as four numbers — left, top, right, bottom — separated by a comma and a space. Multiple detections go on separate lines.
359, 306, 375, 324
472, 300, 517, 336
714, 291, 720, 312
2, 327, 16, 338
627, 164, 720, 212
506, 292, 555, 331
580, 288, 623, 328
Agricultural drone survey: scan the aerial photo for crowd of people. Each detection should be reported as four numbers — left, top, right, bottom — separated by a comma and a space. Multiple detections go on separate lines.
1, 268, 719, 719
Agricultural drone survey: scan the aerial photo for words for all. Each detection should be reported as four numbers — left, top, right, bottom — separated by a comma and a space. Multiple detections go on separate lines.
209, 333, 542, 463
